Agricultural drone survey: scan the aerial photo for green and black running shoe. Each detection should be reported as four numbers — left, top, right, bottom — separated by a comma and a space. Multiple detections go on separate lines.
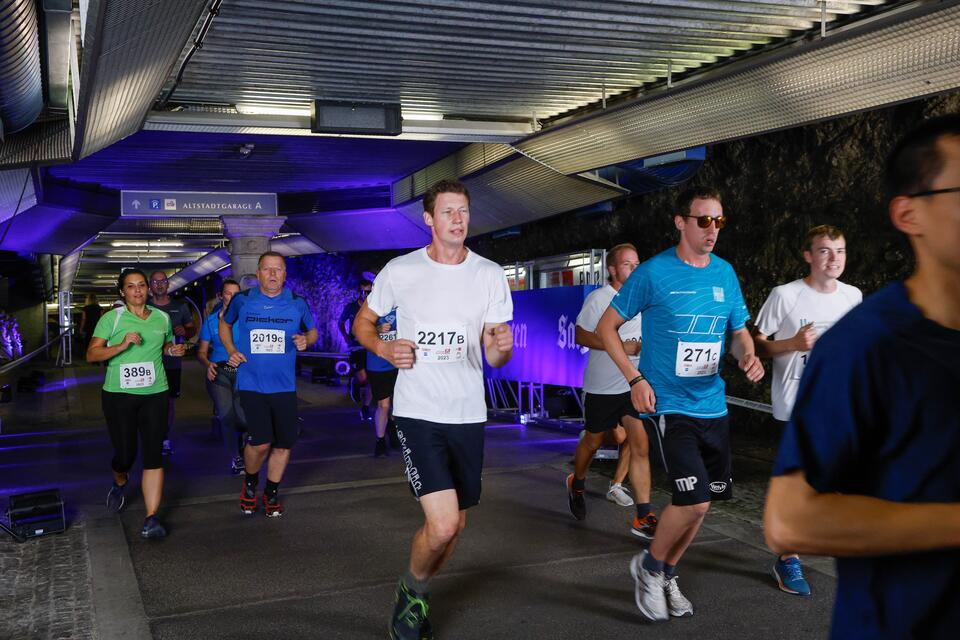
389, 580, 432, 640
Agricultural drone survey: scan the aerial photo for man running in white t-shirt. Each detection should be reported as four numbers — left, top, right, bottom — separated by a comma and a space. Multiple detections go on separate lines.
354, 179, 513, 640
754, 224, 862, 596
567, 243, 657, 538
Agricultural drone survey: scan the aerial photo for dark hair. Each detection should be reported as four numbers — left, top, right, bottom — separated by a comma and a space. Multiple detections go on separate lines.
423, 179, 470, 215
221, 278, 240, 293
117, 268, 147, 293
257, 251, 285, 267
884, 115, 960, 201
359, 278, 373, 288
675, 185, 722, 215
802, 225, 844, 253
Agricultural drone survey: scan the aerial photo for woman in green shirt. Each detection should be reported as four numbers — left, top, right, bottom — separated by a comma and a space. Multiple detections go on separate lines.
86, 269, 185, 539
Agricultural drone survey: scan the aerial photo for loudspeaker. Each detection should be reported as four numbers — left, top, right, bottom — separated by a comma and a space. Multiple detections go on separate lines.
311, 100, 402, 136
7, 489, 66, 539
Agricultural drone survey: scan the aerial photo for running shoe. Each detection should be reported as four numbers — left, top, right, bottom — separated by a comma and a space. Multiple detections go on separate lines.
239, 486, 257, 515
664, 576, 694, 617
105, 482, 125, 513
140, 515, 167, 539
375, 438, 388, 458
263, 494, 284, 518
161, 439, 173, 456
606, 482, 634, 507
389, 580, 432, 640
230, 456, 245, 476
773, 557, 811, 596
631, 512, 659, 540
361, 403, 371, 422
629, 550, 668, 622
565, 473, 586, 521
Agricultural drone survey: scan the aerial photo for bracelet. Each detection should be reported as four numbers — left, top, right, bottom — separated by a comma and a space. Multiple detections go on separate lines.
628, 374, 645, 387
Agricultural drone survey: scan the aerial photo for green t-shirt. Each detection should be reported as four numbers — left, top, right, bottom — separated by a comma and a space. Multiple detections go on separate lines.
93, 306, 174, 395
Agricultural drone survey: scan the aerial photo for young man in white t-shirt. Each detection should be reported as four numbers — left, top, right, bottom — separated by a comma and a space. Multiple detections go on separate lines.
567, 243, 657, 538
754, 224, 862, 596
354, 179, 514, 640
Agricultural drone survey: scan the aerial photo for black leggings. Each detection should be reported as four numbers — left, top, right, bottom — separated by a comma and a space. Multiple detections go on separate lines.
102, 390, 169, 472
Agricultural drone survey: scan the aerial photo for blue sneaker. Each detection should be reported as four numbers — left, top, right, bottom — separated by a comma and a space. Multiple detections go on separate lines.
105, 483, 125, 513
140, 515, 167, 539
773, 557, 811, 596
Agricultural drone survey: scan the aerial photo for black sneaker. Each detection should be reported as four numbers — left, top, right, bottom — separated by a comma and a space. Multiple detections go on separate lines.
375, 438, 388, 458
141, 515, 167, 539
106, 482, 125, 513
360, 403, 371, 422
389, 581, 432, 640
230, 456, 245, 476
566, 473, 586, 520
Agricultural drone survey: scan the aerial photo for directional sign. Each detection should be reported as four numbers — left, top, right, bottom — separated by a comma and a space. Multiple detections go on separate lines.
121, 191, 278, 217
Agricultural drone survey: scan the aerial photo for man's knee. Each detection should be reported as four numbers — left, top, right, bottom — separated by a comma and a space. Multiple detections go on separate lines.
248, 442, 271, 454
578, 431, 605, 453
425, 513, 463, 546
676, 501, 710, 520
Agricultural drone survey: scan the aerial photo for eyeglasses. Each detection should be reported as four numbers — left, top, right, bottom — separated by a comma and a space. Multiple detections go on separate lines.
680, 214, 727, 229
905, 186, 960, 198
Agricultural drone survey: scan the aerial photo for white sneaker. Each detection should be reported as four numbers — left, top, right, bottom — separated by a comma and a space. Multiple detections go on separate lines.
664, 576, 694, 617
629, 550, 668, 621
605, 482, 634, 507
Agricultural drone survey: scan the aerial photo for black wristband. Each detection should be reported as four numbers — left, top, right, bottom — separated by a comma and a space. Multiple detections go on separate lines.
628, 374, 645, 387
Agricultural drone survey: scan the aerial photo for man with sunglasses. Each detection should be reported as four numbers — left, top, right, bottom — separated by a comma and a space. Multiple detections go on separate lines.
597, 185, 763, 621
339, 279, 374, 420
764, 116, 960, 639
148, 270, 196, 456
753, 224, 862, 596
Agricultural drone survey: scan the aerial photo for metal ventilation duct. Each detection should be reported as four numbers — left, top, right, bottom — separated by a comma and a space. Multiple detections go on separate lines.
517, 1, 960, 175
0, 0, 44, 135
0, 117, 70, 168
72, 0, 209, 159
0, 167, 36, 223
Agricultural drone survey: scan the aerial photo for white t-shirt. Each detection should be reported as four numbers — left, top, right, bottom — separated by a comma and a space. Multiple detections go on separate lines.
755, 279, 862, 421
576, 284, 642, 395
366, 247, 513, 424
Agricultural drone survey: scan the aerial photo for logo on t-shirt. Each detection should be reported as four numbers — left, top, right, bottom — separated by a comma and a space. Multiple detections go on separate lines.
713, 287, 725, 302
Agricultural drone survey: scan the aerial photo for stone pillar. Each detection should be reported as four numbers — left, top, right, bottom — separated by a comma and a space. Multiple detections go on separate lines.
220, 216, 287, 289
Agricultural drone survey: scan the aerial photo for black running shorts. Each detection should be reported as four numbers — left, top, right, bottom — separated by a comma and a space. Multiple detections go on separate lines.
651, 413, 733, 506
164, 365, 182, 398
584, 392, 640, 433
394, 417, 485, 510
239, 391, 299, 449
368, 368, 398, 403
349, 348, 367, 372
102, 390, 168, 472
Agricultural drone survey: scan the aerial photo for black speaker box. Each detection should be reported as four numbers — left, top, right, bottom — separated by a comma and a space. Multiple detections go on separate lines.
311, 100, 402, 136
7, 489, 66, 539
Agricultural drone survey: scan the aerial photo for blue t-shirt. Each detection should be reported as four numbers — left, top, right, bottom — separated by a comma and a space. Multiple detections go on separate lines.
339, 300, 362, 350
611, 248, 750, 418
366, 309, 398, 373
198, 305, 241, 363
222, 287, 316, 393
773, 283, 960, 640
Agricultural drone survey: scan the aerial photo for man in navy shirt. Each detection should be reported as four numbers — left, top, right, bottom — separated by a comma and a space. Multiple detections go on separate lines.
221, 252, 317, 517
764, 115, 960, 639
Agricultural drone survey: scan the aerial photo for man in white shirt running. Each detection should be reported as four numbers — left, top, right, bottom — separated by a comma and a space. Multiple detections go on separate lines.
567, 243, 657, 539
353, 179, 513, 640
754, 224, 862, 596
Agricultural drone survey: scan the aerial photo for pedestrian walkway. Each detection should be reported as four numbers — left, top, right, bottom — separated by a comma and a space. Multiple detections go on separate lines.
1, 361, 835, 639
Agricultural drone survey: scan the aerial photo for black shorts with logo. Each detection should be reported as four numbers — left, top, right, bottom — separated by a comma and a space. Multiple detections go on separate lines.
650, 413, 732, 506
368, 368, 398, 403
239, 391, 299, 449
395, 417, 485, 510
349, 348, 367, 372
584, 392, 640, 433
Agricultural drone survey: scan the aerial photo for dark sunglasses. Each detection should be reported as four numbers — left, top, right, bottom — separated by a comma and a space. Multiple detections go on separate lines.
905, 186, 960, 198
680, 214, 727, 229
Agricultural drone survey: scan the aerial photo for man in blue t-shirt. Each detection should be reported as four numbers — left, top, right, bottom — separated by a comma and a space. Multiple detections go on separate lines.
365, 306, 399, 457
597, 186, 764, 622
220, 251, 317, 518
339, 279, 374, 420
764, 116, 960, 639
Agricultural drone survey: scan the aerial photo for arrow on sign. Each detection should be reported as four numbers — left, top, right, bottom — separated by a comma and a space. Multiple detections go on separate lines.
132, 200, 141, 210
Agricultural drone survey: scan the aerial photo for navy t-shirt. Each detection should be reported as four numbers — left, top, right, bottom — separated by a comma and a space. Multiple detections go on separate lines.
222, 287, 315, 394
339, 300, 362, 350
773, 282, 960, 639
